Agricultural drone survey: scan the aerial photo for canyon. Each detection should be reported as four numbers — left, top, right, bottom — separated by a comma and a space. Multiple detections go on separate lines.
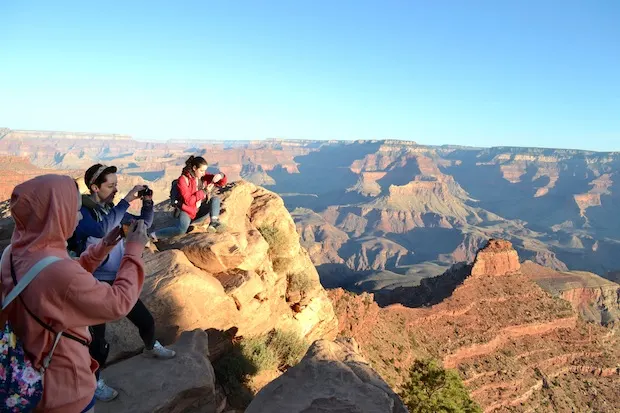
0, 128, 619, 411
329, 240, 620, 412
2, 128, 619, 292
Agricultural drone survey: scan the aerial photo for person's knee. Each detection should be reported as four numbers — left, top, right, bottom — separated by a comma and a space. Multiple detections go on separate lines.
137, 307, 156, 332
210, 197, 222, 214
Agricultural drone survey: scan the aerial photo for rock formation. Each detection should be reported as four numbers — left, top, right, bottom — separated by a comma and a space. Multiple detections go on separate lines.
96, 330, 225, 413
329, 239, 620, 412
245, 338, 408, 413
469, 239, 520, 277
523, 261, 620, 329
106, 181, 338, 361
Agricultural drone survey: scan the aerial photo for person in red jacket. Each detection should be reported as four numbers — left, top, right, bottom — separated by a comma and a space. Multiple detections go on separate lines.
151, 155, 227, 240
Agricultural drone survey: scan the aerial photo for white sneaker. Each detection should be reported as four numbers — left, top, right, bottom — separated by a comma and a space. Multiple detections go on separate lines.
95, 378, 118, 402
149, 232, 159, 243
142, 340, 176, 359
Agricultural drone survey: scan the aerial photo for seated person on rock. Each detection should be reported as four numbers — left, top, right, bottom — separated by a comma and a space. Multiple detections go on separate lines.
1, 174, 149, 413
69, 164, 176, 403
150, 155, 227, 241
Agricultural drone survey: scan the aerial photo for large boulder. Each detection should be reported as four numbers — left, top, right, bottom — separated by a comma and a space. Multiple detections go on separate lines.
246, 338, 408, 413
97, 330, 225, 413
105, 250, 240, 360
107, 181, 338, 361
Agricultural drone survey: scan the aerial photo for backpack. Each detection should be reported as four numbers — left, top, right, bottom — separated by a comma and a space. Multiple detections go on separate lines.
0, 246, 88, 411
169, 179, 181, 209
169, 176, 189, 210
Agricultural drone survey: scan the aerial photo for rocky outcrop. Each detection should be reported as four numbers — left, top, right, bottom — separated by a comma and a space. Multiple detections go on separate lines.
240, 163, 275, 186
523, 261, 620, 328
573, 174, 613, 218
107, 181, 338, 361
97, 330, 224, 413
329, 239, 620, 412
0, 156, 80, 200
293, 208, 350, 266
470, 239, 520, 277
245, 338, 408, 413
345, 238, 409, 271
526, 249, 568, 271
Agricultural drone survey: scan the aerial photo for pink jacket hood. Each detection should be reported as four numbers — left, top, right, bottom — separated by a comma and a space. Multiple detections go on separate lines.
10, 174, 79, 253
2, 174, 146, 413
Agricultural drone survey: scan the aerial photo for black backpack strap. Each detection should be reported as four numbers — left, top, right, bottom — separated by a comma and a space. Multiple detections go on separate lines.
10, 256, 88, 346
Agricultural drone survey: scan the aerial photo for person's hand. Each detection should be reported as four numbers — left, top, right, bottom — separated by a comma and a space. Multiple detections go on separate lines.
206, 183, 215, 193
212, 173, 223, 183
125, 219, 149, 247
124, 185, 146, 203
102, 226, 123, 247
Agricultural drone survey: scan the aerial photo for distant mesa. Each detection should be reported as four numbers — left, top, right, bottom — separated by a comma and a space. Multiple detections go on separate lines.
3, 128, 133, 141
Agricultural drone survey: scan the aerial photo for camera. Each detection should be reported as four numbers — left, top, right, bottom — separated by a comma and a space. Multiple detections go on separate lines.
137, 186, 153, 198
120, 223, 132, 238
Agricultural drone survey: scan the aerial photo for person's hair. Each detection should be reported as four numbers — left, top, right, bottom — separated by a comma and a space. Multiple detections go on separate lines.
85, 164, 118, 190
183, 156, 208, 175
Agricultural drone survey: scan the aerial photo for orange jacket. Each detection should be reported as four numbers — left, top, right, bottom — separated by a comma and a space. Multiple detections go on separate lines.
0, 175, 145, 413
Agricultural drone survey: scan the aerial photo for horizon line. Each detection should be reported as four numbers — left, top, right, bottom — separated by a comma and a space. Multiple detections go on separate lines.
1, 127, 616, 154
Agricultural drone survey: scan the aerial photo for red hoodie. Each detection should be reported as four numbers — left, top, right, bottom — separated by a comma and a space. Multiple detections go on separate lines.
177, 171, 227, 220
1, 175, 144, 413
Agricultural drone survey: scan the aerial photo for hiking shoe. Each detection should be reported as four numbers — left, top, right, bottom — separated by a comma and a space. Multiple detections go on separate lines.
186, 225, 195, 234
142, 341, 176, 359
95, 378, 118, 402
207, 220, 226, 233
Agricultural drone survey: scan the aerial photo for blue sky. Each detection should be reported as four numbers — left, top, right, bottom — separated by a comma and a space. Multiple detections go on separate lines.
1, 1, 618, 151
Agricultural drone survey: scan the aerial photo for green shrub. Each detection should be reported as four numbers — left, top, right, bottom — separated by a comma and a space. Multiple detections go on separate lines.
287, 271, 313, 293
240, 335, 279, 371
258, 225, 287, 254
267, 329, 309, 368
213, 329, 309, 408
399, 359, 482, 413
212, 346, 256, 408
272, 256, 294, 273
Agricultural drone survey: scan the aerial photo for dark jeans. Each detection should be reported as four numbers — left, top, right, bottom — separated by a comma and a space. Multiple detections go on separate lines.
89, 293, 155, 378
154, 197, 220, 239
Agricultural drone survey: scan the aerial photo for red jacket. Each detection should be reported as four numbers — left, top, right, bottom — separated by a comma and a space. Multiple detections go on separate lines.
177, 171, 227, 219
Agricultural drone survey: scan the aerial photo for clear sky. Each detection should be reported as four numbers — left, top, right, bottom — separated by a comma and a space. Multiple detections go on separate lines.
1, 1, 618, 151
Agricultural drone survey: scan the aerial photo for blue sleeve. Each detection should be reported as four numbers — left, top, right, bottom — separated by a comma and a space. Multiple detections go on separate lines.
124, 200, 154, 229
76, 200, 131, 239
